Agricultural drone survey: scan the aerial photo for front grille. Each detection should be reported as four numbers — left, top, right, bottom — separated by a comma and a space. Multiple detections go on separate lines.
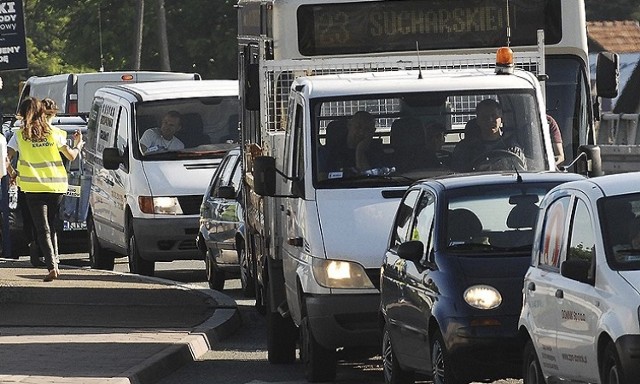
178, 195, 203, 215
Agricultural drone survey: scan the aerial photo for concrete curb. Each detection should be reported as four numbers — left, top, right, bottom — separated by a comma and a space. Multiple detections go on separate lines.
124, 284, 243, 384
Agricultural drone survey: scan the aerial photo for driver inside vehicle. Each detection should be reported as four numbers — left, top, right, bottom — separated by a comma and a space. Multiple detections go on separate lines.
450, 99, 526, 172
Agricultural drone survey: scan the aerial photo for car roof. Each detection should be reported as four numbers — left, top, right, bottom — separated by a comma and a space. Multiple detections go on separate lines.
413, 172, 586, 191
556, 172, 640, 197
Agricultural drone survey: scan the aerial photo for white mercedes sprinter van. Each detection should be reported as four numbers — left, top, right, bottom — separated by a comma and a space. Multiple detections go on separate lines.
84, 80, 239, 276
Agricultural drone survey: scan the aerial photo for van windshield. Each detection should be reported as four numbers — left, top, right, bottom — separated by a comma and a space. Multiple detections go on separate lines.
135, 96, 238, 160
313, 90, 548, 188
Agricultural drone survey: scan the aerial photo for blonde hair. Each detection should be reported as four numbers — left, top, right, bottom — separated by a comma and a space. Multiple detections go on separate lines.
17, 97, 50, 141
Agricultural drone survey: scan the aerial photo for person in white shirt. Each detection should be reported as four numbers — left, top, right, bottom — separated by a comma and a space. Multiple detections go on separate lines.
139, 111, 185, 153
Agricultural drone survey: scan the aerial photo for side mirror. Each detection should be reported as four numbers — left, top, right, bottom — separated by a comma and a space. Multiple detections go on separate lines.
216, 185, 236, 199
253, 156, 277, 196
396, 241, 424, 263
578, 145, 603, 177
561, 258, 593, 285
596, 52, 619, 99
245, 63, 260, 111
102, 147, 124, 170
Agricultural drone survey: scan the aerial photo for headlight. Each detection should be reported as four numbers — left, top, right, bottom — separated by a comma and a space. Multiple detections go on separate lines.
464, 285, 502, 310
312, 259, 375, 289
138, 196, 183, 215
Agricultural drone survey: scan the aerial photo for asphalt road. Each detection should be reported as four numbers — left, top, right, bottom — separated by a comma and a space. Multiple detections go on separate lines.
57, 254, 522, 384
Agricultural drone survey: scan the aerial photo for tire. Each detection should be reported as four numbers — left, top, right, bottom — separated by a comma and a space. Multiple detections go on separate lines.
87, 216, 115, 270
301, 315, 337, 382
601, 342, 624, 384
128, 224, 154, 276
383, 322, 415, 384
431, 330, 462, 384
205, 249, 225, 290
239, 245, 255, 297
266, 287, 297, 364
523, 339, 545, 384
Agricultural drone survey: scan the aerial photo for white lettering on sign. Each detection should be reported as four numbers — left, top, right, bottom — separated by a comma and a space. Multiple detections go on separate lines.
0, 46, 19, 54
0, 2, 16, 14
0, 55, 8, 63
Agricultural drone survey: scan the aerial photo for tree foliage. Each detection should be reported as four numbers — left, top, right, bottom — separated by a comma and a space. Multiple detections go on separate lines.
1, 0, 237, 111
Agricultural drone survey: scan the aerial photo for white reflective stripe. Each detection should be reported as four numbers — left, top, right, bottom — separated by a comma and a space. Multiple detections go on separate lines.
18, 159, 65, 168
19, 176, 68, 183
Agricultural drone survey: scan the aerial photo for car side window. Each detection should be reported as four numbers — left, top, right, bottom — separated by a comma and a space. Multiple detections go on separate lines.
390, 189, 420, 250
567, 199, 595, 273
219, 154, 238, 186
411, 191, 436, 258
209, 156, 232, 198
538, 196, 570, 270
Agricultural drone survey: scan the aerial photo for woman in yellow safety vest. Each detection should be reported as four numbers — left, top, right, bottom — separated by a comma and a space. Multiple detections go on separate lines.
7, 97, 84, 281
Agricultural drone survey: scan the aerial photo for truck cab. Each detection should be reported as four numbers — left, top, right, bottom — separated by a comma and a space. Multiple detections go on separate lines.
252, 66, 558, 381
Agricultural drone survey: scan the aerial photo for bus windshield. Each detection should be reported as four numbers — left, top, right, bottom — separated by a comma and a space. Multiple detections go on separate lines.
313, 90, 547, 188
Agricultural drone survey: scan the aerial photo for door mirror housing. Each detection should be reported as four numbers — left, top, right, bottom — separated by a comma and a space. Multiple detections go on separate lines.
103, 147, 124, 170
596, 52, 619, 99
397, 241, 424, 263
253, 156, 277, 196
216, 185, 236, 199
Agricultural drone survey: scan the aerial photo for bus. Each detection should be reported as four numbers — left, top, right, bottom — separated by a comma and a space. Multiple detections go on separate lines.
239, 0, 616, 166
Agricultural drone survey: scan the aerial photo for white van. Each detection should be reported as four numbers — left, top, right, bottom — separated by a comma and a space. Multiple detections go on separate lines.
84, 80, 239, 276
17, 71, 200, 115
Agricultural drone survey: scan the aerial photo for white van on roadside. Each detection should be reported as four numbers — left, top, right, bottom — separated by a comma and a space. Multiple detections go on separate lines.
17, 71, 201, 115
83, 80, 239, 276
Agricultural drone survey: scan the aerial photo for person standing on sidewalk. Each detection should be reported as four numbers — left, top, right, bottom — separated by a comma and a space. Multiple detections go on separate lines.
0, 125, 11, 259
7, 97, 84, 281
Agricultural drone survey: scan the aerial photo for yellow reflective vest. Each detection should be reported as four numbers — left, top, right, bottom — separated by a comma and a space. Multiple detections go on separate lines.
15, 127, 68, 193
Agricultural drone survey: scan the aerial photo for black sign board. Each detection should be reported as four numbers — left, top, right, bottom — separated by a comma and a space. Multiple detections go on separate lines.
0, 1, 27, 71
297, 0, 561, 56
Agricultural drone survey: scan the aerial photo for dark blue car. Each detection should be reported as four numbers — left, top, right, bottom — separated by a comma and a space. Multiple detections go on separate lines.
380, 172, 585, 384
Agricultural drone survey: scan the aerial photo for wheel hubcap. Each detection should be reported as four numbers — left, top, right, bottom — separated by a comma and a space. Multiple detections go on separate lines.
432, 340, 445, 384
382, 330, 393, 383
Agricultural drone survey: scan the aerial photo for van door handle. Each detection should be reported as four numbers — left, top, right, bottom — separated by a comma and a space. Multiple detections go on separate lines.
104, 178, 114, 186
527, 282, 536, 291
555, 289, 564, 299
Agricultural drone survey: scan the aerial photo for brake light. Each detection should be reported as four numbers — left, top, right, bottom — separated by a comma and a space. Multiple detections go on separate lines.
68, 100, 78, 115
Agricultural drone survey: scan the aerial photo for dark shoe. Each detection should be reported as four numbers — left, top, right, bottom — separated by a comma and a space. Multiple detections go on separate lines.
43, 269, 60, 282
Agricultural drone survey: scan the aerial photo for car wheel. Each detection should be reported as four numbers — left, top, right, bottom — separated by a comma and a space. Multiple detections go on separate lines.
523, 339, 544, 384
87, 215, 115, 270
239, 245, 255, 297
431, 330, 462, 384
383, 322, 415, 384
205, 249, 225, 290
601, 342, 624, 384
128, 224, 154, 276
265, 284, 297, 364
300, 315, 336, 382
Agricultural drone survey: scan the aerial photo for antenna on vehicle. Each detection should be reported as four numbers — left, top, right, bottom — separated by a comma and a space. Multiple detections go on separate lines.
505, 0, 511, 47
416, 41, 423, 80
98, 8, 105, 72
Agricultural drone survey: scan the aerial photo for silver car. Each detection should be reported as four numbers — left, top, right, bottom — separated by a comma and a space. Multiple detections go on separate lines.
197, 148, 252, 294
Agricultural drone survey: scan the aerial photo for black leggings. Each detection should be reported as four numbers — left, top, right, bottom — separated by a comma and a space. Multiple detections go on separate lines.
25, 192, 63, 270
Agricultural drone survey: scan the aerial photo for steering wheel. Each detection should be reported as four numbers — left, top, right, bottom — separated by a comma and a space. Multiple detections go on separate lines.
471, 149, 526, 172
